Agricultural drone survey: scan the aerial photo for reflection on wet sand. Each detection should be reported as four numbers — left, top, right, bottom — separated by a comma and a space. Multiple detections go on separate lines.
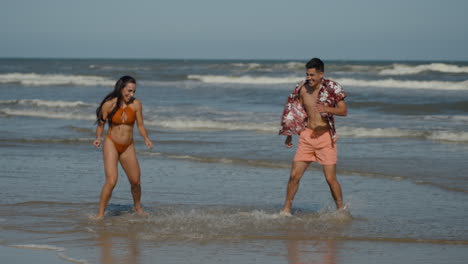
287, 239, 340, 264
285, 218, 348, 264
99, 233, 141, 264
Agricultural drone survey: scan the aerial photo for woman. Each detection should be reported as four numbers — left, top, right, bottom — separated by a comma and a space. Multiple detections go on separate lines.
93, 75, 153, 218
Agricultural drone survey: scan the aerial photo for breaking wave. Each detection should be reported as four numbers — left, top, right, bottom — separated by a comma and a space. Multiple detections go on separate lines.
338, 126, 468, 143
187, 74, 301, 84
379, 63, 468, 75
0, 73, 114, 86
0, 99, 92, 108
147, 119, 278, 132
187, 74, 468, 90
0, 108, 94, 120
335, 78, 468, 90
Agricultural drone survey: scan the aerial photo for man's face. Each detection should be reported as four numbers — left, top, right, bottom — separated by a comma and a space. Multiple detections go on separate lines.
306, 68, 323, 87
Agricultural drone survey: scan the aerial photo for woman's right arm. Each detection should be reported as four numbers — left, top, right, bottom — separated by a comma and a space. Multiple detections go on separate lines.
93, 102, 110, 148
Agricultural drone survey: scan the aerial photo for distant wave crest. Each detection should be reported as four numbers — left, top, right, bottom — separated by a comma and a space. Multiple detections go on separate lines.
426, 131, 468, 142
379, 63, 468, 75
338, 126, 415, 138
0, 73, 114, 86
0, 108, 95, 120
335, 78, 468, 90
187, 74, 468, 90
339, 126, 468, 143
0, 99, 91, 108
0, 98, 95, 120
188, 74, 301, 84
147, 119, 278, 132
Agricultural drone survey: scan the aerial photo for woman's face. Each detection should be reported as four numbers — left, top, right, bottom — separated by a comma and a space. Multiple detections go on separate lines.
121, 83, 136, 103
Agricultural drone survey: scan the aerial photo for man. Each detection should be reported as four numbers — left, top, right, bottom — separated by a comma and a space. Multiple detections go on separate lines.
279, 58, 347, 215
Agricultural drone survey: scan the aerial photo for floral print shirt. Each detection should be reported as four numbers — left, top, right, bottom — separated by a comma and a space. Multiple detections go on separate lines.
279, 78, 347, 141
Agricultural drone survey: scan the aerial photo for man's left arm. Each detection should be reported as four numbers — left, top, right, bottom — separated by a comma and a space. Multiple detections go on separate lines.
316, 100, 347, 116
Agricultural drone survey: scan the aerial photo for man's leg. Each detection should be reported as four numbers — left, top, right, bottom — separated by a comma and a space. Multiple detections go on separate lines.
322, 164, 344, 209
281, 161, 310, 214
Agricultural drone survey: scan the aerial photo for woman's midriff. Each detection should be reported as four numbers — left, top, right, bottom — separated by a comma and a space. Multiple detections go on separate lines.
107, 125, 134, 145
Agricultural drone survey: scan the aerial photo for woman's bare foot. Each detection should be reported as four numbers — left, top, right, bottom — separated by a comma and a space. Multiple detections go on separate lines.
89, 214, 104, 220
279, 210, 292, 217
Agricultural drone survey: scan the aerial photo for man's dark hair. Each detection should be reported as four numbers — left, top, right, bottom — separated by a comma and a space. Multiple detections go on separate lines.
305, 58, 324, 72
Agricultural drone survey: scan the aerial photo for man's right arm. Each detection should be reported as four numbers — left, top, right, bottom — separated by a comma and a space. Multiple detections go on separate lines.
285, 135, 293, 148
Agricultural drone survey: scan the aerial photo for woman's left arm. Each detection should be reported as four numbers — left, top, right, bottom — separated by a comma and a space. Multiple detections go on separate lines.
135, 99, 154, 149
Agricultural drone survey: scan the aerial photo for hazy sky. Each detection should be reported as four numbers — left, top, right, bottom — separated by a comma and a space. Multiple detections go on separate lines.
2, 0, 467, 60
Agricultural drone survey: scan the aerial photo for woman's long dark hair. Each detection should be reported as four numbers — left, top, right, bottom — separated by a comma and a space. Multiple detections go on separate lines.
95, 75, 136, 126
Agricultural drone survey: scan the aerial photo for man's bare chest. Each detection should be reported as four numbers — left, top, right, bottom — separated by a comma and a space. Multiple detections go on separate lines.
301, 88, 319, 108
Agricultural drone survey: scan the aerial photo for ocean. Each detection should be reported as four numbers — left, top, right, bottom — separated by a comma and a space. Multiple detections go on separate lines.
0, 59, 467, 263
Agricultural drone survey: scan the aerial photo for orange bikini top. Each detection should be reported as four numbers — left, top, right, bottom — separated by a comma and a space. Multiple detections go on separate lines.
111, 106, 136, 125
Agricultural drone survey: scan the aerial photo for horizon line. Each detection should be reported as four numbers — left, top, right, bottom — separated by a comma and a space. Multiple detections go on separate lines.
0, 56, 467, 63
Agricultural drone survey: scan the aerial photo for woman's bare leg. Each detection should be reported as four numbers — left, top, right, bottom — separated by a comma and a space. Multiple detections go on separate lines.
97, 137, 119, 218
119, 144, 145, 214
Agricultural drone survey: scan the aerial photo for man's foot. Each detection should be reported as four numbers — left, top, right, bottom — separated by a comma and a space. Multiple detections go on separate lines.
279, 210, 292, 217
133, 207, 149, 216
336, 205, 352, 217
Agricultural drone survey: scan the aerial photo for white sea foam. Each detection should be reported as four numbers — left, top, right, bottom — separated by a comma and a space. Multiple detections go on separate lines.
0, 99, 92, 108
89, 204, 353, 242
339, 126, 468, 143
426, 131, 468, 142
338, 126, 416, 138
231, 63, 262, 69
270, 62, 304, 70
335, 78, 468, 90
187, 74, 468, 90
151, 118, 468, 143
231, 62, 303, 71
347, 65, 387, 72
451, 116, 468, 122
0, 73, 114, 86
1, 108, 95, 120
421, 115, 468, 123
147, 119, 278, 132
11, 244, 89, 264
4, 106, 465, 143
12, 244, 66, 251
284, 62, 304, 69
187, 74, 301, 84
89, 64, 151, 71
379, 63, 468, 75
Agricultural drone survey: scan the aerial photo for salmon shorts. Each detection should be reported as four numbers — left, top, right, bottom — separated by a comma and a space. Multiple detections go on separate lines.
294, 128, 337, 165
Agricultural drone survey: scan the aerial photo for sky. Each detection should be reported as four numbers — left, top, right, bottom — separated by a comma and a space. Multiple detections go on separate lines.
1, 0, 468, 61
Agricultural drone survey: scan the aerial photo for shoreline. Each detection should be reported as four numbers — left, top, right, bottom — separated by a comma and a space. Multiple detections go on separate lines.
0, 245, 76, 264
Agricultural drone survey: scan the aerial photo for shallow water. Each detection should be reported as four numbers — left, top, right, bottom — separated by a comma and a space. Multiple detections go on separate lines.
1, 59, 468, 263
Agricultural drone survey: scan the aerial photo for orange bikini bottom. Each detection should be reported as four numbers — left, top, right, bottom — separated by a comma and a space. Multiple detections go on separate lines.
106, 135, 133, 154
